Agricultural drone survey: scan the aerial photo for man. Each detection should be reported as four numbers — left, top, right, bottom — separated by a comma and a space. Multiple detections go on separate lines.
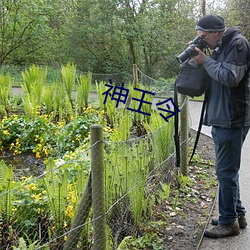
192, 15, 250, 238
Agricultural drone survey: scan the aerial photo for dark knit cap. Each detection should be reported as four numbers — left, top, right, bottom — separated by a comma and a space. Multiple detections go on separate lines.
195, 15, 225, 32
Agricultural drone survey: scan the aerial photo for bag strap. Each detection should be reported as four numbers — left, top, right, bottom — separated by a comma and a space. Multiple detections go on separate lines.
188, 48, 210, 164
174, 82, 208, 167
174, 81, 180, 168
189, 90, 208, 164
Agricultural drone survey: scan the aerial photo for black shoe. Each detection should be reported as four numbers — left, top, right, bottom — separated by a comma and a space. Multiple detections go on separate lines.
211, 214, 247, 229
204, 222, 240, 238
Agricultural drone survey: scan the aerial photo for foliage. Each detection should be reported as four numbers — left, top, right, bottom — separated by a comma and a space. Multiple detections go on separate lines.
76, 71, 92, 110
12, 176, 49, 241
117, 233, 163, 250
13, 235, 46, 250
61, 63, 76, 101
0, 108, 101, 158
0, 161, 14, 222
145, 110, 175, 164
0, 146, 91, 248
0, 72, 179, 248
21, 65, 47, 118
0, 0, 237, 78
0, 0, 52, 65
0, 73, 12, 117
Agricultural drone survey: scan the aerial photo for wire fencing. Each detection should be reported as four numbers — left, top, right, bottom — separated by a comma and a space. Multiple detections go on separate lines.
0, 65, 189, 249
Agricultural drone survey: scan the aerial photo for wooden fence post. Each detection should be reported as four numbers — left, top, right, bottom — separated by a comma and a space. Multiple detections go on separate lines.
91, 124, 106, 250
180, 94, 188, 176
133, 64, 138, 87
63, 175, 92, 250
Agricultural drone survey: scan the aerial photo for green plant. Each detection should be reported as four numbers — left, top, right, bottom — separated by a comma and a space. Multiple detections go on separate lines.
13, 237, 39, 250
0, 108, 102, 158
172, 190, 180, 210
43, 84, 56, 114
117, 233, 163, 250
0, 73, 12, 116
12, 177, 49, 241
145, 110, 175, 164
178, 173, 191, 189
0, 161, 14, 222
21, 65, 47, 118
76, 72, 92, 110
110, 109, 132, 141
105, 136, 154, 232
43, 159, 68, 219
128, 83, 153, 125
157, 182, 171, 203
60, 62, 76, 102
96, 81, 106, 110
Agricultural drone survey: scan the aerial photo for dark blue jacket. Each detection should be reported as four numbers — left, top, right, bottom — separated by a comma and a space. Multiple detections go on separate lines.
203, 26, 250, 128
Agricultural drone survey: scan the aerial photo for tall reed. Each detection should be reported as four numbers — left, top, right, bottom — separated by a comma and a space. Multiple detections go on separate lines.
43, 159, 68, 233
61, 63, 76, 103
0, 161, 14, 222
43, 84, 56, 114
144, 110, 175, 164
76, 72, 92, 112
21, 65, 47, 118
105, 137, 153, 226
0, 73, 12, 116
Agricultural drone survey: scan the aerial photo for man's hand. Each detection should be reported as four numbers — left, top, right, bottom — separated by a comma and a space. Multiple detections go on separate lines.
192, 47, 207, 64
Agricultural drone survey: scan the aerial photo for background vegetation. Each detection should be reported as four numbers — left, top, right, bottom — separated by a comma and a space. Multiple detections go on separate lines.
0, 0, 249, 80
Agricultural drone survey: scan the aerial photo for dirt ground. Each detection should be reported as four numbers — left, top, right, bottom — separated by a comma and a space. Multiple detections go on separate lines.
158, 130, 217, 250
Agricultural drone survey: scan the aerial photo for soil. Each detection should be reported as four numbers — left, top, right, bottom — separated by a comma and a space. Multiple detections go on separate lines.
0, 152, 45, 180
158, 130, 217, 250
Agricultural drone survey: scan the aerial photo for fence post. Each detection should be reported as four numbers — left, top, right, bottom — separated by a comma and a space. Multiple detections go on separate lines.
133, 64, 138, 87
91, 124, 106, 250
180, 94, 188, 176
63, 175, 92, 250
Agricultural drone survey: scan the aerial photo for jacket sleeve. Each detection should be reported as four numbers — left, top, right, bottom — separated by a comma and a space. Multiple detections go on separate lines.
203, 37, 250, 87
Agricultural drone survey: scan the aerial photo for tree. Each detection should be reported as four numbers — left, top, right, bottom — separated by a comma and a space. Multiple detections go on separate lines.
0, 0, 50, 65
220, 0, 250, 39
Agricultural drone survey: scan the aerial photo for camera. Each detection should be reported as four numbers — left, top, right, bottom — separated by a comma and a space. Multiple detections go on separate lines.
176, 36, 208, 64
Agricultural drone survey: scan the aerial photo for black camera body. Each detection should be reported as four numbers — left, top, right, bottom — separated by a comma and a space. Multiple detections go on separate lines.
176, 36, 208, 63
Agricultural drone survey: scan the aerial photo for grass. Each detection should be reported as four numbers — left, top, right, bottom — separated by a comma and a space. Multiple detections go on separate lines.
189, 94, 205, 102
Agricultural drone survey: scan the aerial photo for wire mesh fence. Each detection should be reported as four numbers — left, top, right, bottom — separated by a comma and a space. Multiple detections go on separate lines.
0, 65, 190, 249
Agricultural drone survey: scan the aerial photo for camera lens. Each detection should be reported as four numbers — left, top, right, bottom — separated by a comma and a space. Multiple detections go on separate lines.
176, 36, 208, 63
176, 45, 198, 63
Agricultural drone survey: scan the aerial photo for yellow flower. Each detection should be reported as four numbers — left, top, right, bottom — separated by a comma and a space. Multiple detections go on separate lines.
14, 149, 22, 155
3, 130, 9, 135
26, 183, 37, 191
32, 193, 42, 201
12, 207, 17, 212
36, 152, 41, 159
65, 205, 74, 218
71, 195, 76, 204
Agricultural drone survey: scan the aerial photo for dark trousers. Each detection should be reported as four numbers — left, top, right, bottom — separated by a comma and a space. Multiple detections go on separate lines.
211, 126, 249, 225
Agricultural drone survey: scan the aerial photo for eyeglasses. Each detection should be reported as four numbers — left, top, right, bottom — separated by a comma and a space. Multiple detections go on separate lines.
199, 32, 214, 40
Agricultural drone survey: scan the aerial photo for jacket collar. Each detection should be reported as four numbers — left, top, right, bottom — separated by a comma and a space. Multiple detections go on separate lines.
212, 26, 241, 58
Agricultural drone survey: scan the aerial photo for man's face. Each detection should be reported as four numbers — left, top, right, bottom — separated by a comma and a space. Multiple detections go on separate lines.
196, 30, 222, 49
